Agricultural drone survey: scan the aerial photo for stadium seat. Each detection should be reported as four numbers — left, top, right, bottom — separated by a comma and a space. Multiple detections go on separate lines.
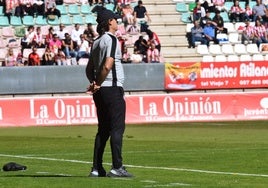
240, 54, 252, 61
68, 4, 80, 15
181, 12, 192, 23
220, 12, 230, 22
10, 16, 23, 26
105, 3, 115, 11
197, 44, 209, 55
224, 22, 235, 33
209, 44, 222, 55
234, 43, 247, 55
56, 5, 68, 15
0, 38, 7, 48
252, 54, 264, 61
36, 48, 46, 58
227, 54, 239, 62
47, 16, 60, 25
228, 32, 240, 44
22, 15, 34, 26
221, 44, 234, 55
80, 4, 91, 15
73, 15, 84, 25
0, 6, 4, 16
0, 16, 10, 27
85, 14, 97, 25
22, 48, 32, 60
78, 58, 89, 65
215, 55, 227, 62
185, 23, 194, 32
0, 48, 7, 60
202, 55, 214, 62
247, 43, 260, 54
176, 3, 188, 12
225, 2, 233, 12
60, 15, 72, 25
2, 27, 15, 38
63, 0, 77, 4
188, 2, 196, 12
35, 15, 47, 25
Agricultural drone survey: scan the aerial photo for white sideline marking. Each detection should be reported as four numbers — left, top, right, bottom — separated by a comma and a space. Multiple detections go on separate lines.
0, 153, 267, 178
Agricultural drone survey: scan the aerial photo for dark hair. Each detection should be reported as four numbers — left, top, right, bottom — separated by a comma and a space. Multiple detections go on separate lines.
96, 20, 110, 35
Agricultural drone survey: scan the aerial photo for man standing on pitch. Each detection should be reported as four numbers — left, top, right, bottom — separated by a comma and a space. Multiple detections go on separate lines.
86, 7, 132, 178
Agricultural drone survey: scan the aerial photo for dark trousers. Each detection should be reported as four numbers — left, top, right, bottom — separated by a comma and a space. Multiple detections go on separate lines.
92, 86, 126, 169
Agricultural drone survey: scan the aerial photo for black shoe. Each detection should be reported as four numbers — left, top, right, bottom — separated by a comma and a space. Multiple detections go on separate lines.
89, 167, 106, 177
107, 166, 133, 177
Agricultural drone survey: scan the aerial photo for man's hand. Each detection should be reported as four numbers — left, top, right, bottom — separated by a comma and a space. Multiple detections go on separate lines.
86, 81, 100, 94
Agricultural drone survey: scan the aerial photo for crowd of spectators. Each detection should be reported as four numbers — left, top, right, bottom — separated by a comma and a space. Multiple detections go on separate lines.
1, 0, 163, 66
187, 0, 268, 49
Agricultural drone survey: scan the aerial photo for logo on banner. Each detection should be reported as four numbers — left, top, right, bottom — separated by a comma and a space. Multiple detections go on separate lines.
165, 63, 200, 90
244, 97, 268, 118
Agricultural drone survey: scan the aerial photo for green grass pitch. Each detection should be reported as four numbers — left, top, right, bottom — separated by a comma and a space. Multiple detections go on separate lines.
0, 121, 267, 188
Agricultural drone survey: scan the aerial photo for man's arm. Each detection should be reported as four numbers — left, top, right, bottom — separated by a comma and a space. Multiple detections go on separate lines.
95, 57, 114, 86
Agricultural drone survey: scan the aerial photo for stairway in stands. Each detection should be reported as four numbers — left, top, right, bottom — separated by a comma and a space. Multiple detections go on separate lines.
145, 0, 202, 63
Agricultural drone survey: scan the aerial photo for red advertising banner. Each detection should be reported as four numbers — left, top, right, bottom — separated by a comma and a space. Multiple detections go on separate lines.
0, 92, 268, 127
165, 61, 268, 90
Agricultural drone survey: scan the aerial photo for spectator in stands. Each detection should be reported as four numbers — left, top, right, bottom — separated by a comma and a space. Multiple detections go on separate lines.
133, 0, 151, 24
54, 48, 67, 65
229, 0, 245, 22
33, 0, 45, 16
147, 43, 160, 63
15, 0, 35, 17
134, 35, 148, 63
48, 33, 62, 55
89, 0, 101, 6
56, 24, 68, 40
253, 19, 268, 48
252, 0, 267, 21
241, 19, 255, 44
28, 46, 41, 66
200, 11, 213, 28
122, 3, 134, 26
4, 48, 18, 67
146, 29, 161, 53
193, 2, 206, 21
21, 25, 36, 51
190, 20, 207, 48
213, 0, 227, 12
71, 24, 85, 50
45, 26, 54, 46
76, 34, 90, 61
45, 0, 61, 19
83, 23, 98, 48
213, 9, 228, 36
200, 0, 216, 13
62, 33, 77, 64
203, 19, 218, 45
122, 46, 131, 63
32, 26, 45, 48
42, 47, 55, 65
244, 3, 253, 21
262, 9, 268, 28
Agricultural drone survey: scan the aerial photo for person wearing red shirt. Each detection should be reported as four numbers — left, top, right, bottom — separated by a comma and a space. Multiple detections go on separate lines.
28, 47, 41, 66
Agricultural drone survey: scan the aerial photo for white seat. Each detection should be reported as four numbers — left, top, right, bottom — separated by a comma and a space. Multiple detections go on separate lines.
234, 22, 245, 31
240, 54, 252, 61
197, 44, 209, 55
228, 33, 240, 44
247, 43, 260, 54
202, 55, 214, 62
186, 23, 194, 32
224, 22, 235, 33
214, 55, 227, 62
234, 43, 247, 54
252, 54, 264, 61
221, 44, 234, 55
227, 54, 239, 62
209, 44, 222, 55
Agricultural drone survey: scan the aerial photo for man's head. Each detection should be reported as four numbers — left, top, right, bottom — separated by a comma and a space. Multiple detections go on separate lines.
96, 7, 121, 34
